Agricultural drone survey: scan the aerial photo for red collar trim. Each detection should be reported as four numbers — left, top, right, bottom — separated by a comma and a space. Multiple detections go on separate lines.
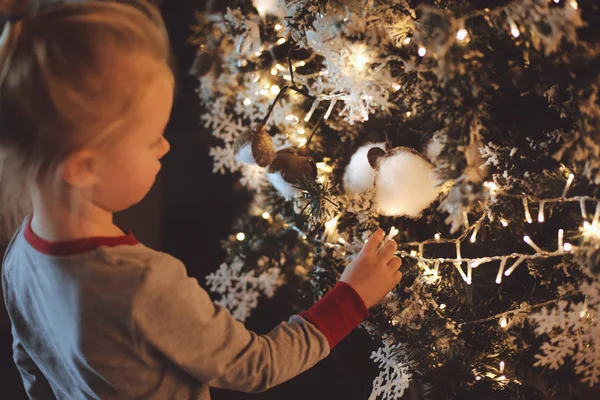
24, 218, 139, 256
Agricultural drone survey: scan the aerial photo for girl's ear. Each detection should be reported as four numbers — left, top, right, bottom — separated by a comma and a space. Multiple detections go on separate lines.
60, 149, 100, 188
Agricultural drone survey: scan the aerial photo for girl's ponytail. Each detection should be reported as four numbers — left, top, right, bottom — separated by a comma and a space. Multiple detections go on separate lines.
0, 0, 171, 239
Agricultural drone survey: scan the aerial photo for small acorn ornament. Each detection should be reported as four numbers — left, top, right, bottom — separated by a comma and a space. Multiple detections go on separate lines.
233, 125, 276, 167
267, 148, 317, 199
367, 146, 441, 218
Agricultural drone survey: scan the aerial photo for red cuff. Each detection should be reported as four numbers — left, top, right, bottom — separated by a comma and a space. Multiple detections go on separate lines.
299, 281, 369, 349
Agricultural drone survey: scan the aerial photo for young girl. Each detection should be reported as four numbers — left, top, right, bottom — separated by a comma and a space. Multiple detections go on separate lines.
0, 1, 403, 399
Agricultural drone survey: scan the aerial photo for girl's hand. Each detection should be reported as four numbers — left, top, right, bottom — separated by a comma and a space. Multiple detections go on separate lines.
340, 229, 402, 309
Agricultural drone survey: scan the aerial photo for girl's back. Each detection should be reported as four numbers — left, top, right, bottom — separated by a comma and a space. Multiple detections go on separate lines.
3, 217, 211, 399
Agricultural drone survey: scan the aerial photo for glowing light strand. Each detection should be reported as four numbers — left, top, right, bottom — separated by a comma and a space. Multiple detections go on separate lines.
460, 291, 579, 327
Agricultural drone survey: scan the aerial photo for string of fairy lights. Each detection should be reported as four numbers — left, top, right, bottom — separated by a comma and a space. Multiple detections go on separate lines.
242, 175, 592, 387
236, 165, 598, 286
214, 0, 583, 153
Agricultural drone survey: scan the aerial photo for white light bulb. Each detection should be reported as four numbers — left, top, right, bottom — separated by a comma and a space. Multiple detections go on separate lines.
274, 24, 282, 31
484, 181, 498, 191
354, 53, 368, 70
499, 317, 508, 328
508, 17, 520, 39
418, 47, 427, 57
324, 216, 339, 232
524, 235, 543, 254
523, 198, 532, 224
563, 242, 572, 252
500, 219, 509, 227
236, 232, 246, 241
434, 233, 441, 240
470, 233, 476, 243
403, 37, 411, 45
262, 212, 270, 219
270, 85, 280, 95
456, 28, 468, 41
558, 229, 564, 251
285, 115, 299, 124
569, 0, 578, 10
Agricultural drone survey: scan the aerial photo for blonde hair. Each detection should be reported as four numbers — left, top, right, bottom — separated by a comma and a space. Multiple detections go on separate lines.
0, 0, 172, 239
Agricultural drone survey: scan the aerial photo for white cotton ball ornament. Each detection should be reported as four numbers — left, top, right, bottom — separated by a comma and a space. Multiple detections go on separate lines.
343, 142, 386, 194
369, 147, 441, 218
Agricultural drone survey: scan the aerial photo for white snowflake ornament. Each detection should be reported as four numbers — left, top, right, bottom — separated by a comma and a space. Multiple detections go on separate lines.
205, 256, 284, 322
369, 339, 412, 400
529, 277, 600, 386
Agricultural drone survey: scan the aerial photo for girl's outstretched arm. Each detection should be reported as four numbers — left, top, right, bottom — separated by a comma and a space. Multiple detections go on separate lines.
132, 252, 369, 393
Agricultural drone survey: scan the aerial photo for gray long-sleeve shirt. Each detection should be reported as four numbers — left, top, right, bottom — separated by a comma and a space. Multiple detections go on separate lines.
2, 217, 369, 399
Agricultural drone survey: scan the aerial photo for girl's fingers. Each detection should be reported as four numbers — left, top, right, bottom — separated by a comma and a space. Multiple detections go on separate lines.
387, 256, 402, 270
392, 270, 403, 285
379, 239, 398, 259
363, 229, 385, 253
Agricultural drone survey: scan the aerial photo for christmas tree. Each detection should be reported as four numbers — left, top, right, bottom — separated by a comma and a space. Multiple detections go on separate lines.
190, 0, 600, 398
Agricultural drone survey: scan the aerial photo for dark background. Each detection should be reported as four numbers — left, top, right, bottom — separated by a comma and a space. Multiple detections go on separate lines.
0, 0, 382, 398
